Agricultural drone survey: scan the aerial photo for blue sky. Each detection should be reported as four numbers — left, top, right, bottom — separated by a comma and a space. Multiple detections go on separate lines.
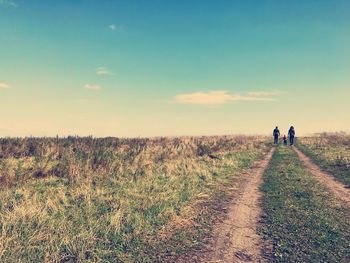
1, 0, 349, 137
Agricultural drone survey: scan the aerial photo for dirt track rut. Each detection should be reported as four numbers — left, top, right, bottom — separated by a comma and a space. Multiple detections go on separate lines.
293, 147, 350, 204
203, 147, 275, 263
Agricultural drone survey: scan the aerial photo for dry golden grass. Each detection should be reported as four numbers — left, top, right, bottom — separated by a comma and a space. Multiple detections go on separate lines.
0, 136, 270, 262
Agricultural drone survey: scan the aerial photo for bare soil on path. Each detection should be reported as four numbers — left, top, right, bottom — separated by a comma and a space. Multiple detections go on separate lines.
293, 147, 350, 204
177, 147, 275, 263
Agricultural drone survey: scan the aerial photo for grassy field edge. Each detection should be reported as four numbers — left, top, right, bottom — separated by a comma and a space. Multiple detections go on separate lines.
259, 146, 350, 262
296, 138, 350, 187
0, 137, 271, 262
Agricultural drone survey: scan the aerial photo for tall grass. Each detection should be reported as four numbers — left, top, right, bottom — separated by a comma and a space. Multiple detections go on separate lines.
0, 136, 270, 262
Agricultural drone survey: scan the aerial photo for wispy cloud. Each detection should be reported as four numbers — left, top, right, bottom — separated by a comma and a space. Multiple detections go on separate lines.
108, 24, 122, 31
0, 0, 18, 7
0, 83, 12, 89
173, 90, 278, 105
84, 83, 101, 91
96, 66, 113, 76
247, 91, 282, 97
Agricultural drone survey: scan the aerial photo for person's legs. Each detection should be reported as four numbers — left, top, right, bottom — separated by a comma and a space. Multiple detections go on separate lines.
274, 136, 278, 144
290, 136, 294, 145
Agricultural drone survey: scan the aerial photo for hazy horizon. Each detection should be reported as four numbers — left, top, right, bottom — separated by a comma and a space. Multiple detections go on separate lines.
1, 0, 349, 137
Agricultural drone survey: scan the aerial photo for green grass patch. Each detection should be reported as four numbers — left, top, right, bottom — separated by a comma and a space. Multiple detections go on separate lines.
260, 146, 350, 262
296, 135, 350, 187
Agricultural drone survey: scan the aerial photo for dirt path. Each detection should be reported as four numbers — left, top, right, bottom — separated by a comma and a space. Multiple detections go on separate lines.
206, 147, 275, 263
293, 147, 350, 204
181, 147, 275, 263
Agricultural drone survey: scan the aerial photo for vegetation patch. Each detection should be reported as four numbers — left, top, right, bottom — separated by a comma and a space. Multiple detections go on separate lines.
0, 136, 269, 262
260, 146, 350, 262
296, 134, 350, 187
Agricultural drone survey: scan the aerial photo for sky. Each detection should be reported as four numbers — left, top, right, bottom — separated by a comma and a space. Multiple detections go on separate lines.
1, 0, 349, 137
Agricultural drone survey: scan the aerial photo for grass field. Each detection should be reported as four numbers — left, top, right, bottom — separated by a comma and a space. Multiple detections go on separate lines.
0, 136, 270, 262
260, 145, 350, 262
296, 134, 350, 187
1, 135, 349, 262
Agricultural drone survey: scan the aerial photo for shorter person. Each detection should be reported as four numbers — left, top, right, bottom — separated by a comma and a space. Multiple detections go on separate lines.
283, 135, 287, 145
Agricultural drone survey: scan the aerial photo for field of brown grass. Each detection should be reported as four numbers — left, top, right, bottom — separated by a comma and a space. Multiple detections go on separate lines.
0, 136, 270, 262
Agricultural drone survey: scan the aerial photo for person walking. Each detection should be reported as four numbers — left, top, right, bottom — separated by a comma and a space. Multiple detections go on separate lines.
288, 126, 295, 145
283, 135, 287, 145
273, 126, 280, 144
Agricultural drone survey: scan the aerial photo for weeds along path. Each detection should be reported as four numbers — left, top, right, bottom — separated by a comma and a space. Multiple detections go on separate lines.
204, 147, 275, 263
293, 147, 350, 204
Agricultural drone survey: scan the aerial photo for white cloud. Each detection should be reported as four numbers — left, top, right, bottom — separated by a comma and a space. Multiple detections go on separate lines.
108, 24, 122, 31
96, 66, 113, 76
0, 83, 12, 89
247, 90, 284, 97
84, 83, 101, 91
0, 0, 18, 7
174, 90, 277, 105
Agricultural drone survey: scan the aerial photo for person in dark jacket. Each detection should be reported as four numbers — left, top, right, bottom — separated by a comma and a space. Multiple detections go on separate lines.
273, 126, 280, 144
283, 135, 287, 145
288, 126, 295, 145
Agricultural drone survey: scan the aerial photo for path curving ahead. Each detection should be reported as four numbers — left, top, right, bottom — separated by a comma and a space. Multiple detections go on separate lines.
293, 147, 350, 204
